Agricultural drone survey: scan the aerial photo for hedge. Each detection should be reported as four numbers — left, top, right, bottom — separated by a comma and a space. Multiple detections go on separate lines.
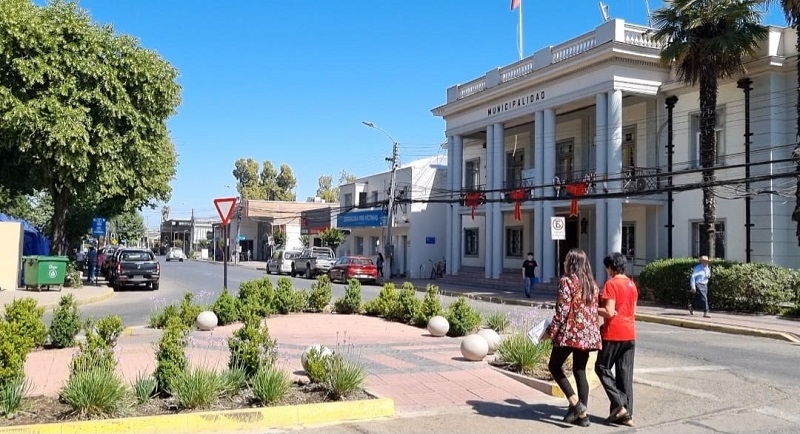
638, 257, 800, 314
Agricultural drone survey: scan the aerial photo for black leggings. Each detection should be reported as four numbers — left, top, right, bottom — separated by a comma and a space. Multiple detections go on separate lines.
548, 346, 591, 406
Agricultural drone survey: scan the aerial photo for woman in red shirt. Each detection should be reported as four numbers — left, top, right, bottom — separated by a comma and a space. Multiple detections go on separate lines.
545, 248, 602, 427
596, 252, 638, 427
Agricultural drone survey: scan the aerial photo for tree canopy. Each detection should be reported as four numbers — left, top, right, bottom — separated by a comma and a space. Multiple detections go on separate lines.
109, 210, 146, 244
316, 170, 357, 203
232, 158, 297, 201
0, 0, 181, 251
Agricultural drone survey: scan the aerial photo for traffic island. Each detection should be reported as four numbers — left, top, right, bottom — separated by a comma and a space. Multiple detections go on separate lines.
490, 352, 601, 398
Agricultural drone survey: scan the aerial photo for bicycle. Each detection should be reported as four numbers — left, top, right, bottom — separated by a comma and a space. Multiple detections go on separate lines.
429, 259, 445, 280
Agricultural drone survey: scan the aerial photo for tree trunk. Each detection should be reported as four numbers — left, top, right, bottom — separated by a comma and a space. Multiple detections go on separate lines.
792, 25, 800, 246
699, 70, 718, 258
48, 187, 72, 256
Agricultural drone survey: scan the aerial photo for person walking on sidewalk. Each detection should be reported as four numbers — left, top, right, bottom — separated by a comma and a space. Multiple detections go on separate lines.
376, 253, 385, 279
86, 246, 98, 284
544, 248, 602, 427
521, 252, 538, 298
596, 252, 638, 427
689, 255, 711, 318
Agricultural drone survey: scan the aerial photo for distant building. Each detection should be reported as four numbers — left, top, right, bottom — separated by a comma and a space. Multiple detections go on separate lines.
300, 206, 339, 248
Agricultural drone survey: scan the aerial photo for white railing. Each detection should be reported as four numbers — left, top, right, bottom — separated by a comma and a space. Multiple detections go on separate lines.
552, 33, 597, 63
624, 25, 663, 49
458, 78, 486, 99
500, 59, 535, 83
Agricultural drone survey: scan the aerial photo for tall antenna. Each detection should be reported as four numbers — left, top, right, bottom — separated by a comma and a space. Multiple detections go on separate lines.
645, 0, 653, 27
598, 2, 610, 22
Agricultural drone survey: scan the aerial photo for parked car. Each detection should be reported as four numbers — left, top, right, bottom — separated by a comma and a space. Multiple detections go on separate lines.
266, 249, 302, 275
292, 247, 336, 278
328, 256, 378, 284
112, 249, 160, 291
166, 247, 187, 262
99, 245, 121, 278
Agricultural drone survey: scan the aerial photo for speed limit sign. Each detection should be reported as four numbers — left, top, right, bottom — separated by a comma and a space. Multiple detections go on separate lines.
551, 217, 566, 240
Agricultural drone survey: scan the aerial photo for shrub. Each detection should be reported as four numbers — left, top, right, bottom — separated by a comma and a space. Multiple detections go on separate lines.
69, 318, 119, 376
484, 311, 510, 333
445, 297, 482, 337
323, 352, 367, 400
48, 294, 82, 348
60, 367, 127, 417
149, 304, 179, 329
219, 366, 248, 397
0, 376, 30, 418
412, 284, 445, 327
306, 275, 333, 312
387, 283, 422, 324
3, 298, 46, 348
363, 282, 398, 317
302, 347, 329, 384
65, 261, 82, 288
495, 333, 551, 377
212, 288, 240, 326
273, 277, 307, 314
228, 312, 278, 378
95, 315, 124, 347
333, 279, 363, 314
0, 321, 34, 385
179, 292, 203, 328
638, 258, 799, 313
170, 366, 222, 409
155, 315, 189, 394
238, 278, 275, 318
251, 365, 290, 405
131, 371, 157, 405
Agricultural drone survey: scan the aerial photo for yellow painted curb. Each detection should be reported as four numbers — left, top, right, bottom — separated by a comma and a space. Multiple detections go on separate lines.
491, 352, 601, 398
0, 397, 395, 434
73, 288, 115, 308
636, 313, 800, 344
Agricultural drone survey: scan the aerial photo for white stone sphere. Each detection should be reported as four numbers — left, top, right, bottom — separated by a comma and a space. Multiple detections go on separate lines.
427, 315, 449, 337
477, 328, 502, 355
460, 334, 489, 361
195, 311, 218, 331
301, 345, 333, 371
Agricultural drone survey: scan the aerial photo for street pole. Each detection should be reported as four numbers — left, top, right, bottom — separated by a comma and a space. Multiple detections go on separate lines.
190, 208, 195, 254
223, 223, 229, 289
386, 142, 399, 278
235, 200, 242, 264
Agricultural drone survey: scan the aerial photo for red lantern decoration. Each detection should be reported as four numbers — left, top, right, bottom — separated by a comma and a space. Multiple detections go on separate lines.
464, 192, 483, 219
509, 188, 526, 221
565, 182, 587, 217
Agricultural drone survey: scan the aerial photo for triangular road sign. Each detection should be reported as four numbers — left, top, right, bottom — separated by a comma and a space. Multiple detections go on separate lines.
214, 197, 238, 226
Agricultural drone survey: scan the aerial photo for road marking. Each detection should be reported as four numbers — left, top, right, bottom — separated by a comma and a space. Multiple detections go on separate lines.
755, 406, 800, 424
633, 377, 719, 401
637, 365, 728, 374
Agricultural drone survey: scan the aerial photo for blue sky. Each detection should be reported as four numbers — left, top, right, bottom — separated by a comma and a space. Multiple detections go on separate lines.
60, 0, 785, 229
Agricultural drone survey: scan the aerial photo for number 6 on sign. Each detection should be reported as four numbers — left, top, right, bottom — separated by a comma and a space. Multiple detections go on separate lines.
551, 216, 566, 240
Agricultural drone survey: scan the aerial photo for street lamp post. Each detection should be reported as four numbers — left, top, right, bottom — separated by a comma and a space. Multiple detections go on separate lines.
362, 121, 399, 278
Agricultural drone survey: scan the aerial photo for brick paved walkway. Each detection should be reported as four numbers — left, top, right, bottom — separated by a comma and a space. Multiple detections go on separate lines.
24, 314, 549, 414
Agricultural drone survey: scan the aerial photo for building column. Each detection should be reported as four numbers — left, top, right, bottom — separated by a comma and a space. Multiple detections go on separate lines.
534, 111, 545, 276
492, 122, 504, 279
446, 136, 454, 275
484, 125, 494, 279
542, 108, 556, 282
607, 89, 623, 254
595, 93, 608, 281
452, 135, 463, 275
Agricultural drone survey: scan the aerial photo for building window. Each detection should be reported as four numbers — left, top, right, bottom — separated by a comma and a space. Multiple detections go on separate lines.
371, 190, 379, 206
464, 159, 481, 190
690, 108, 726, 169
506, 151, 525, 188
555, 139, 574, 181
358, 191, 367, 208
622, 222, 635, 259
464, 228, 479, 257
505, 227, 523, 257
343, 193, 353, 207
370, 236, 380, 255
354, 236, 364, 255
691, 221, 726, 259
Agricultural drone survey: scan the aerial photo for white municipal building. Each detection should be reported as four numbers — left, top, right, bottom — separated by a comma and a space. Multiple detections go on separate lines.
433, 18, 800, 283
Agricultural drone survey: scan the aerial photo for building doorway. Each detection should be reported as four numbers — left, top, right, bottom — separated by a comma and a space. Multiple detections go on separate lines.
556, 216, 579, 276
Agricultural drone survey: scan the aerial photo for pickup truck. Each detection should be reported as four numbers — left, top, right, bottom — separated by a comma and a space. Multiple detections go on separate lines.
112, 249, 160, 291
292, 247, 336, 279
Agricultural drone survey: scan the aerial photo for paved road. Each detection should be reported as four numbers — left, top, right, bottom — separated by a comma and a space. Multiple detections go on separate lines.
72, 260, 800, 432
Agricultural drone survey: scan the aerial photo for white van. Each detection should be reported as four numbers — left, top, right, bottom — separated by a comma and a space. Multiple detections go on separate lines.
266, 249, 302, 275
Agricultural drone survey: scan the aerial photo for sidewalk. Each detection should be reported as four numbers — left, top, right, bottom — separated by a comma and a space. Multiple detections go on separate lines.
0, 283, 114, 313
24, 313, 555, 414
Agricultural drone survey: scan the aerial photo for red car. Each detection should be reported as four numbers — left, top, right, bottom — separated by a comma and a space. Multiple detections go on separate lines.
328, 256, 378, 284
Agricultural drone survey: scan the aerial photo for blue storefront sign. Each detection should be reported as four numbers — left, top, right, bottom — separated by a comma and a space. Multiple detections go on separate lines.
337, 209, 386, 228
91, 217, 106, 237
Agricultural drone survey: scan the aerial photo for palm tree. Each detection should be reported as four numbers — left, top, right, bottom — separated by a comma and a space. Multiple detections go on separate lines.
766, 0, 800, 245
652, 0, 768, 257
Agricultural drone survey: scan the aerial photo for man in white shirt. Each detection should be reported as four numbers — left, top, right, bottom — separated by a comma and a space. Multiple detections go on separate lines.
689, 255, 711, 318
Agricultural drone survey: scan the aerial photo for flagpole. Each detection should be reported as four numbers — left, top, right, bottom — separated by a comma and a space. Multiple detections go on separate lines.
518, 0, 524, 60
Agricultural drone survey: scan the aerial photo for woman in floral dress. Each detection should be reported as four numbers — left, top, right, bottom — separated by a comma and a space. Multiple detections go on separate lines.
545, 248, 602, 427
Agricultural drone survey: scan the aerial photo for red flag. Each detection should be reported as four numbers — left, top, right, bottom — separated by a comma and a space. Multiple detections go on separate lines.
510, 0, 521, 10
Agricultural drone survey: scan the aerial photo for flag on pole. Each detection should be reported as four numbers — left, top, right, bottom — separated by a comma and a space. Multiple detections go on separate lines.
511, 0, 521, 10
511, 0, 523, 59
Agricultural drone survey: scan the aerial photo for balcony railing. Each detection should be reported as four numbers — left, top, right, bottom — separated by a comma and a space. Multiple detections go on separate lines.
622, 166, 661, 193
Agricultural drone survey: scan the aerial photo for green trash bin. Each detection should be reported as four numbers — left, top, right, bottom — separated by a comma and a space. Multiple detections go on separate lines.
23, 256, 68, 291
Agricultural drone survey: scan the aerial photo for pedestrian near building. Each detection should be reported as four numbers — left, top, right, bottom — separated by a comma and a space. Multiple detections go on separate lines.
86, 246, 98, 284
521, 252, 538, 298
376, 252, 385, 278
689, 255, 711, 318
595, 252, 638, 427
544, 248, 602, 427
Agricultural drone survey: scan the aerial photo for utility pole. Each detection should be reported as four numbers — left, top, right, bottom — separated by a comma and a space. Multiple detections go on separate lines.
386, 142, 399, 278
190, 208, 195, 254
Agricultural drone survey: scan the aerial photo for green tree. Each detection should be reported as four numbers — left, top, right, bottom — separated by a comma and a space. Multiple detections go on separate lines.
275, 164, 297, 201
272, 229, 287, 247
319, 228, 346, 250
316, 175, 337, 203
0, 0, 180, 252
260, 161, 278, 200
109, 211, 146, 244
0, 188, 53, 229
653, 0, 767, 257
233, 158, 264, 200
339, 170, 356, 186
299, 234, 311, 248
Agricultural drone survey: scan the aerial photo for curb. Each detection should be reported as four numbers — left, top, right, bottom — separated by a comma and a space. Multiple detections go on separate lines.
0, 287, 115, 314
635, 313, 800, 344
490, 351, 601, 398
0, 397, 395, 434
413, 286, 553, 309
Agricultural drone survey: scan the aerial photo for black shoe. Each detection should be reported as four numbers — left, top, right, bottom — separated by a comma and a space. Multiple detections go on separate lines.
689, 303, 694, 315
563, 402, 587, 424
572, 416, 591, 427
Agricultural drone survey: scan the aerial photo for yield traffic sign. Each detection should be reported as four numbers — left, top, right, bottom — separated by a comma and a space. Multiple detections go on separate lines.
214, 197, 238, 226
